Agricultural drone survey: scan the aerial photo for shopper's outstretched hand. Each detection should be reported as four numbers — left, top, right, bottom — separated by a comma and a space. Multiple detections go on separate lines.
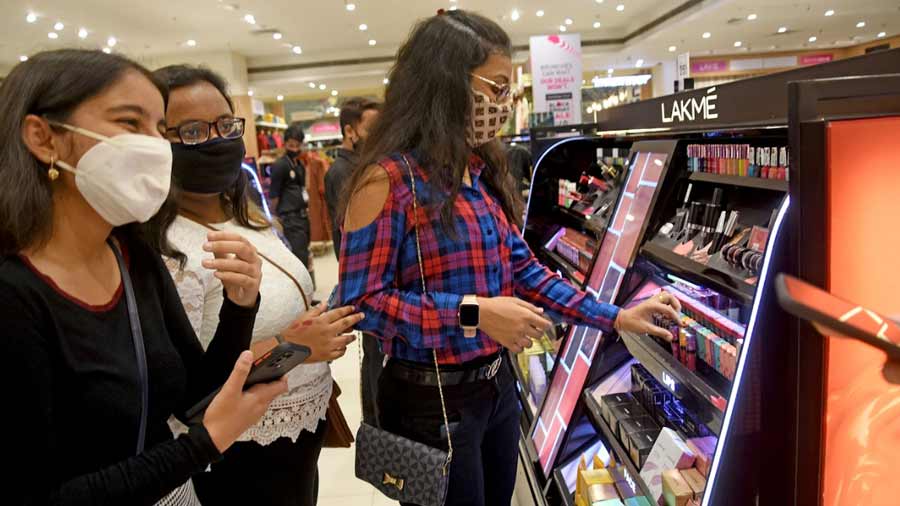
479, 297, 553, 353
203, 351, 288, 453
281, 304, 363, 362
614, 291, 683, 341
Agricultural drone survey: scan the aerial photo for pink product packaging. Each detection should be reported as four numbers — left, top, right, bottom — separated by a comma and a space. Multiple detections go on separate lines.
720, 343, 737, 380
685, 437, 717, 477
640, 428, 696, 505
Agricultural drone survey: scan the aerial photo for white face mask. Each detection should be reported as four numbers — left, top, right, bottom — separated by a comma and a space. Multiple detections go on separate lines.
467, 89, 512, 148
52, 123, 173, 226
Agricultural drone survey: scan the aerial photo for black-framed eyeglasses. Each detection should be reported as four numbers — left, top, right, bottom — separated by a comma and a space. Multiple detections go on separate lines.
471, 74, 511, 102
166, 116, 246, 145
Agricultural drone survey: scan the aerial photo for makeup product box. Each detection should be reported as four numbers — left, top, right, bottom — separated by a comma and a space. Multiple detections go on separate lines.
619, 416, 661, 445
579, 467, 615, 499
720, 343, 737, 380
624, 497, 653, 506
593, 499, 625, 506
640, 428, 696, 505
629, 430, 659, 468
576, 494, 590, 506
662, 470, 693, 506
685, 437, 717, 476
608, 402, 649, 435
680, 468, 706, 500
601, 393, 636, 426
587, 483, 620, 503
528, 358, 548, 400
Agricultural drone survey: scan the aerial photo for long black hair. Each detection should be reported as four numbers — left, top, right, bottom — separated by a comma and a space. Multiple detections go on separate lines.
0, 49, 173, 257
148, 65, 269, 266
342, 9, 523, 230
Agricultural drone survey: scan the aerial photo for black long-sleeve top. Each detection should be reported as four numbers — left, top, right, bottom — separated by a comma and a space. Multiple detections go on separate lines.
0, 235, 258, 505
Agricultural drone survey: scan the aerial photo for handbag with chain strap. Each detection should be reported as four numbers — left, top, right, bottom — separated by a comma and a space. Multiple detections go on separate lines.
354, 155, 452, 506
177, 213, 354, 448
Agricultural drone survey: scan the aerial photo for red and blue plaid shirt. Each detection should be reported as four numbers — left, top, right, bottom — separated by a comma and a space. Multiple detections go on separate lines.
337, 152, 619, 365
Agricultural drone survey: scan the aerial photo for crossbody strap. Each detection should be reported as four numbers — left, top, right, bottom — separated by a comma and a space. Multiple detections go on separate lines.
109, 238, 149, 455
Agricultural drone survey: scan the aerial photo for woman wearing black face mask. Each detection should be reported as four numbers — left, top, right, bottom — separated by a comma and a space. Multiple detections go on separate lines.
150, 65, 363, 506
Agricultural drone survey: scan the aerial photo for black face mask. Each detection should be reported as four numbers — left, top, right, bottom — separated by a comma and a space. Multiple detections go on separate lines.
172, 137, 246, 194
285, 149, 301, 160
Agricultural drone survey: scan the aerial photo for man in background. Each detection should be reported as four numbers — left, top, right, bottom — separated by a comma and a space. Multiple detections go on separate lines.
269, 123, 312, 274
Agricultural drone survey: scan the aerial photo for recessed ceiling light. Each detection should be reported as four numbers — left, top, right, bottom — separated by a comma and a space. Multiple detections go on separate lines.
309, 82, 316, 88
825, 10, 835, 17
358, 23, 368, 31
536, 10, 544, 17
346, 3, 356, 11
734, 41, 742, 47
595, 0, 604, 3
747, 14, 757, 21
248, 90, 254, 97
102, 47, 112, 54
78, 27, 88, 39
54, 22, 64, 31
449, 5, 458, 10
608, 67, 614, 74
331, 90, 339, 96
616, 4, 625, 12
668, 45, 677, 52
702, 32, 711, 38
273, 32, 282, 40
19, 55, 28, 62
565, 18, 573, 25
808, 36, 817, 42
26, 12, 38, 23
107, 36, 117, 47
368, 39, 377, 46
593, 21, 602, 28
319, 84, 327, 90
383, 77, 389, 84
277, 95, 284, 101
878, 31, 887, 38
48, 32, 59, 39
244, 14, 256, 24
778, 26, 787, 33
559, 25, 567, 32
292, 45, 302, 54
635, 59, 644, 67
511, 9, 520, 22
186, 39, 197, 47
856, 21, 866, 28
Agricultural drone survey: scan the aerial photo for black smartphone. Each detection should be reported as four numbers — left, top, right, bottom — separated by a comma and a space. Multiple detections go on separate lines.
183, 342, 312, 424
775, 273, 900, 360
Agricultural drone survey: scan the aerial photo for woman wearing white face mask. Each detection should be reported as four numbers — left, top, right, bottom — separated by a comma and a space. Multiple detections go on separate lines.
0, 49, 286, 505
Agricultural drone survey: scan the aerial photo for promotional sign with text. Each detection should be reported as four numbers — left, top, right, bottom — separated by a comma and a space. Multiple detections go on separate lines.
530, 33, 583, 125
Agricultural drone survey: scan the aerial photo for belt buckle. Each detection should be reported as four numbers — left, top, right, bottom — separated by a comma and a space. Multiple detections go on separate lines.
486, 356, 502, 380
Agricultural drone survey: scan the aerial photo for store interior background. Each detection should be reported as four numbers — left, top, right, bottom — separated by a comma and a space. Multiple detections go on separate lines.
2, 1, 899, 505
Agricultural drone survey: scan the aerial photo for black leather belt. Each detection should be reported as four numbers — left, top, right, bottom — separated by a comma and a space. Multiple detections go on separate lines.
387, 354, 504, 387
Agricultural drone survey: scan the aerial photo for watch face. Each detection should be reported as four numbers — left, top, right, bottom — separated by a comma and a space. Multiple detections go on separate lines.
460, 304, 480, 327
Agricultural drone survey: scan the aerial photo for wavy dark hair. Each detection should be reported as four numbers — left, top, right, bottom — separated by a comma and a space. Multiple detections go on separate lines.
147, 65, 269, 266
341, 9, 522, 230
0, 49, 174, 257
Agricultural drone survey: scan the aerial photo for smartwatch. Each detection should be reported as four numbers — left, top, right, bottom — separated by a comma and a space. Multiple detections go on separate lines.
459, 295, 480, 338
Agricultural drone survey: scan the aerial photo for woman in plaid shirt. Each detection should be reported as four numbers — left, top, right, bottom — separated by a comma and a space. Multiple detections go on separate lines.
337, 10, 680, 506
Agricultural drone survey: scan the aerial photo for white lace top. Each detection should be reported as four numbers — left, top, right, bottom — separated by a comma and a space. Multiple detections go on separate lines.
165, 216, 332, 446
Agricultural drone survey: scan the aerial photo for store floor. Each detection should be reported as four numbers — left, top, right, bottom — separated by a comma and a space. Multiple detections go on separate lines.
311, 249, 534, 506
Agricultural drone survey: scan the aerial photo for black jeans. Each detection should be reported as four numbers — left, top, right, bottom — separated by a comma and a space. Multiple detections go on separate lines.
378, 359, 521, 506
361, 333, 384, 425
194, 419, 326, 506
281, 211, 311, 269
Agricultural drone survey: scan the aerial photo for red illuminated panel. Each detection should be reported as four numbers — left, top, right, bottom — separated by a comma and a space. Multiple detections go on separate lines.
532, 152, 668, 474
823, 117, 900, 506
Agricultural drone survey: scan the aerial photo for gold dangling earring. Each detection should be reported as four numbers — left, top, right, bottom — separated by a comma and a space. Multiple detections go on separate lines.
48, 155, 60, 181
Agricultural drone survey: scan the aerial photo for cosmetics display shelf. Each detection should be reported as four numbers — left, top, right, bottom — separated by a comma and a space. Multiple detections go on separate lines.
551, 469, 577, 506
642, 242, 756, 305
620, 330, 727, 435
544, 248, 587, 286
510, 354, 537, 424
583, 392, 656, 500
555, 205, 609, 238
688, 172, 789, 193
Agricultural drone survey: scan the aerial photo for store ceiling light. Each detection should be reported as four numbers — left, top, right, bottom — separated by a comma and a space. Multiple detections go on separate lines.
702, 32, 711, 38
244, 14, 256, 25
26, 12, 38, 23
102, 47, 112, 54
635, 59, 644, 67
19, 55, 28, 62
78, 27, 88, 39
536, 10, 544, 17
186, 39, 197, 47
565, 18, 573, 25
778, 26, 787, 33
668, 45, 677, 52
107, 36, 117, 47
292, 45, 302, 54
595, 0, 604, 4
346, 3, 356, 11
273, 32, 282, 40
808, 36, 817, 42
358, 23, 368, 31
825, 9, 835, 17
331, 90, 338, 96
368, 39, 377, 46
747, 14, 757, 21
616, 4, 625, 12
319, 84, 327, 90
48, 32, 59, 39
54, 22, 65, 31
608, 67, 614, 74
309, 82, 316, 88
593, 21, 602, 28
449, 5, 458, 10
248, 90, 254, 96
383, 77, 389, 84
878, 31, 886, 38
276, 95, 284, 101
559, 25, 567, 32
734, 41, 742, 47
511, 9, 520, 22
856, 21, 866, 28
